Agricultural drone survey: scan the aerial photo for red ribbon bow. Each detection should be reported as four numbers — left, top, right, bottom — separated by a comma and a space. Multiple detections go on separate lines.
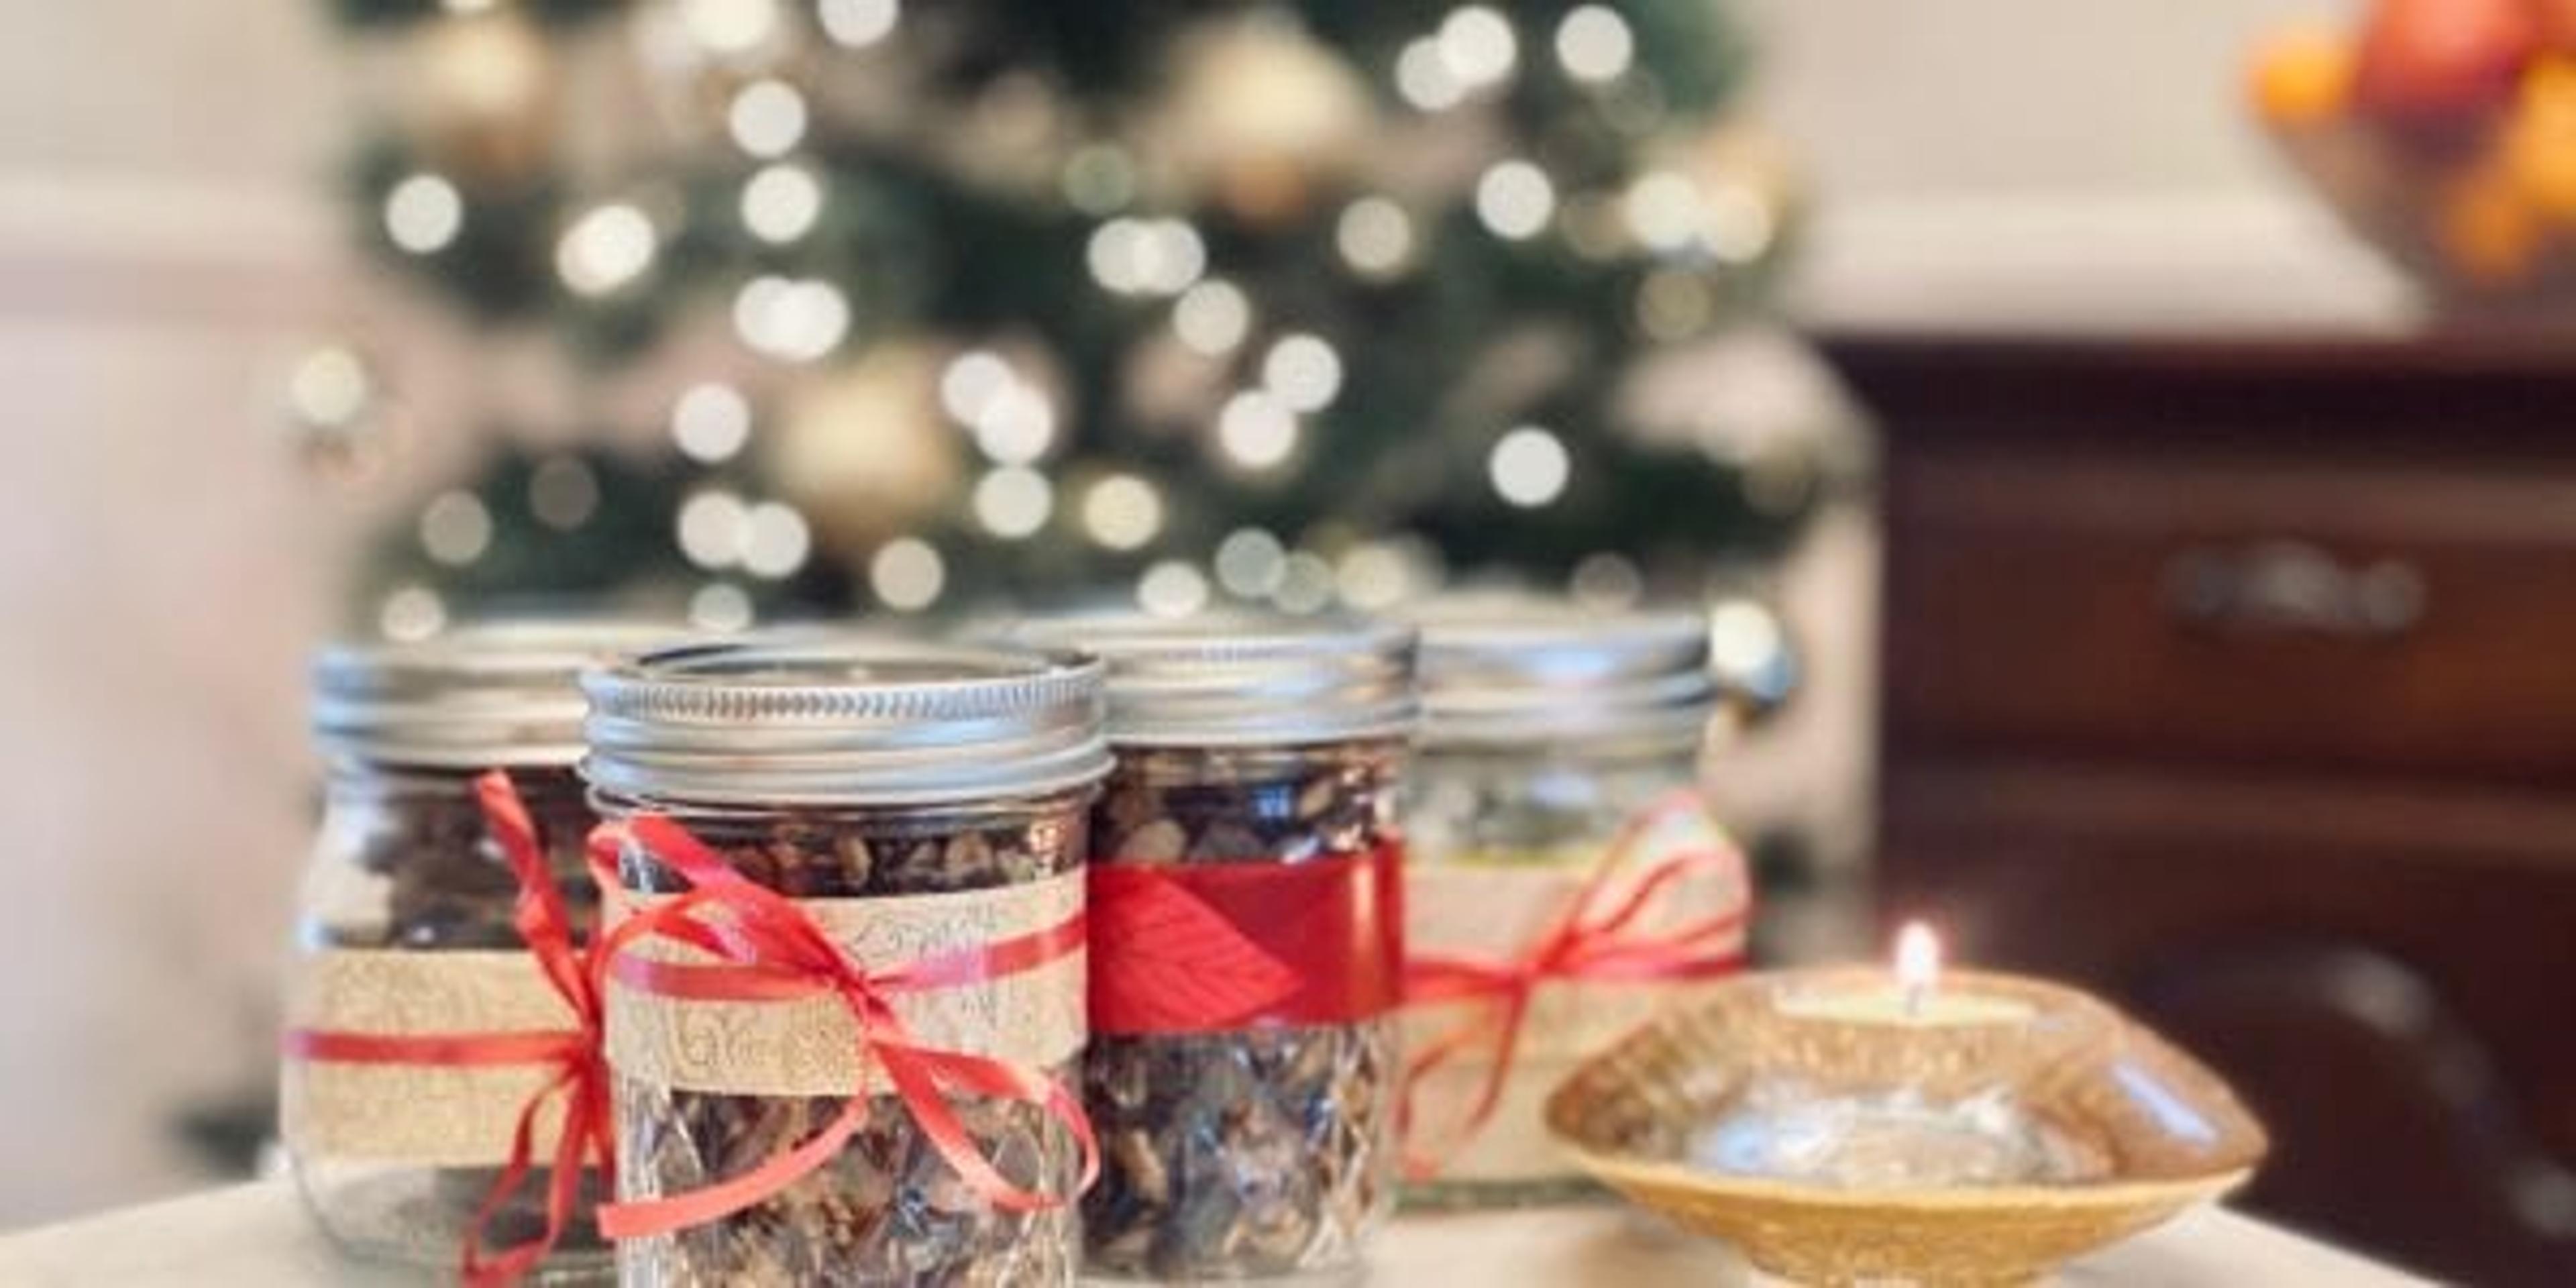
1397, 792, 1751, 1178
282, 770, 614, 1288
588, 813, 1099, 1239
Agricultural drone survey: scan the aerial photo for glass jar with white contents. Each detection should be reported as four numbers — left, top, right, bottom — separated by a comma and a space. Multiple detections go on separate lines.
1399, 596, 1746, 1205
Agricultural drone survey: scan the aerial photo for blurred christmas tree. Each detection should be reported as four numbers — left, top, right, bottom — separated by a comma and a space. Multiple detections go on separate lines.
307, 0, 1821, 635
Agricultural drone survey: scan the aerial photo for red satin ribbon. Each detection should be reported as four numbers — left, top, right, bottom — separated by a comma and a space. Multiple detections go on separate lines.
1088, 841, 1405, 1036
589, 813, 1099, 1240
1397, 792, 1750, 1179
282, 770, 612, 1288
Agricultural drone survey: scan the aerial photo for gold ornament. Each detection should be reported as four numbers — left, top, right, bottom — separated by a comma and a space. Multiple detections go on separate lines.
1148, 14, 1377, 225
398, 10, 559, 182
758, 343, 962, 549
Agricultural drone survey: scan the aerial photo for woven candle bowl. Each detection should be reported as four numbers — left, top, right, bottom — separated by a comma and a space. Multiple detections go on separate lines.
1545, 969, 2267, 1288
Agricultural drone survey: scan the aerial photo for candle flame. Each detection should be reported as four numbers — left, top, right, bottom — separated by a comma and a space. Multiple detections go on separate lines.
1894, 921, 1941, 994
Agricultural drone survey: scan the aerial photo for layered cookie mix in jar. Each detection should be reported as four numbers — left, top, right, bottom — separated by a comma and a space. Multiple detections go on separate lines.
1018, 612, 1415, 1284
1397, 597, 1751, 1203
582, 637, 1110, 1287
283, 621, 677, 1277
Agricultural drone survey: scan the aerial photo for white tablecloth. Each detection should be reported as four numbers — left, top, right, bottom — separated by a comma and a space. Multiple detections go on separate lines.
0, 1180, 2428, 1286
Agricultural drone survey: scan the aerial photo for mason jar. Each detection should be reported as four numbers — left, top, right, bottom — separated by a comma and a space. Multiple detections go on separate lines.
284, 621, 677, 1279
582, 636, 1110, 1287
1398, 596, 1741, 1205
1018, 612, 1415, 1284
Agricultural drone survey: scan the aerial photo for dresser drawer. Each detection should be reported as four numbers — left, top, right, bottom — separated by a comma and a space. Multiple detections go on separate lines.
1884, 449, 2576, 781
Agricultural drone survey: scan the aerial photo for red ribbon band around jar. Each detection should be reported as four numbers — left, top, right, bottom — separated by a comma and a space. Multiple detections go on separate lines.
588, 811, 1101, 1239
1087, 840, 1406, 1036
1397, 792, 1752, 1179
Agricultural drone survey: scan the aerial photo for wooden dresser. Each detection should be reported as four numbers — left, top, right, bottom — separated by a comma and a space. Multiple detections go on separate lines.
1833, 334, 2576, 1285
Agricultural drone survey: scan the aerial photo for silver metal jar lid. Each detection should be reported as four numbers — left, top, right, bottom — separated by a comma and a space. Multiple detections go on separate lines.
581, 633, 1112, 806
312, 619, 690, 769
1013, 610, 1417, 747
1404, 595, 1715, 749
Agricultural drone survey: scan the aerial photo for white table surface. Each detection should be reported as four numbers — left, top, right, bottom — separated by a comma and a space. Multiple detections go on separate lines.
0, 1180, 2429, 1287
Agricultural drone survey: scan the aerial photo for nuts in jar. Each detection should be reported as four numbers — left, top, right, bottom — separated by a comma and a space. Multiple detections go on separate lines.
583, 635, 1111, 1287
1018, 612, 1415, 1283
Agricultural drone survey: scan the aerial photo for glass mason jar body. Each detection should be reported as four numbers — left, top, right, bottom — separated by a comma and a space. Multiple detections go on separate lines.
289, 763, 608, 1274
1016, 611, 1417, 1285
286, 625, 674, 1280
1401, 737, 1703, 1206
1082, 739, 1405, 1283
1396, 599, 1726, 1207
580, 636, 1110, 1288
594, 788, 1092, 1287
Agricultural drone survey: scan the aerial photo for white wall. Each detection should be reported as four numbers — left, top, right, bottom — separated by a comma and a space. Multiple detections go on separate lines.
1739, 0, 2410, 333
0, 5, 356, 1225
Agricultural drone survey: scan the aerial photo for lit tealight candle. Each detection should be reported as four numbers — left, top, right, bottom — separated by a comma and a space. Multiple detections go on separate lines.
1778, 921, 2035, 1027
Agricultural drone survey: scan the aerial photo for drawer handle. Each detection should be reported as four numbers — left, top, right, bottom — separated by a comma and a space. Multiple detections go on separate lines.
2163, 541, 2426, 638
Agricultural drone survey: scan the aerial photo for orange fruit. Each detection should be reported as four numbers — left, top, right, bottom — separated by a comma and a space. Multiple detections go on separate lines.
2250, 23, 2357, 127
2504, 105, 2576, 217
2353, 0, 2540, 134
2523, 54, 2576, 124
2437, 162, 2548, 282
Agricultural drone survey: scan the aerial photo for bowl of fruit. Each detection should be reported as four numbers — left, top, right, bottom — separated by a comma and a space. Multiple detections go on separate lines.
2251, 0, 2576, 314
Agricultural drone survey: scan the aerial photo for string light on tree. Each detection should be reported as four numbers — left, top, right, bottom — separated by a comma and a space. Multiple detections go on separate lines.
733, 274, 850, 361
556, 203, 657, 296
1273, 550, 1336, 613
816, 0, 899, 48
1334, 541, 1411, 610
688, 582, 754, 631
727, 78, 808, 158
380, 584, 447, 642
289, 347, 374, 429
1699, 179, 1778, 264
677, 488, 751, 568
1082, 474, 1165, 550
419, 490, 492, 566
1436, 6, 1519, 90
1475, 160, 1557, 240
384, 172, 464, 254
1624, 171, 1705, 254
1214, 527, 1288, 598
1707, 595, 1796, 711
740, 500, 812, 578
1554, 6, 1635, 83
1087, 217, 1207, 297
972, 466, 1054, 539
678, 0, 779, 55
1137, 559, 1212, 616
938, 350, 1014, 423
1334, 197, 1415, 278
971, 384, 1056, 464
1216, 390, 1299, 472
1260, 333, 1342, 412
1060, 143, 1136, 215
671, 382, 753, 463
1489, 425, 1571, 506
1173, 279, 1252, 356
1395, 38, 1466, 111
741, 162, 823, 243
869, 536, 946, 610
